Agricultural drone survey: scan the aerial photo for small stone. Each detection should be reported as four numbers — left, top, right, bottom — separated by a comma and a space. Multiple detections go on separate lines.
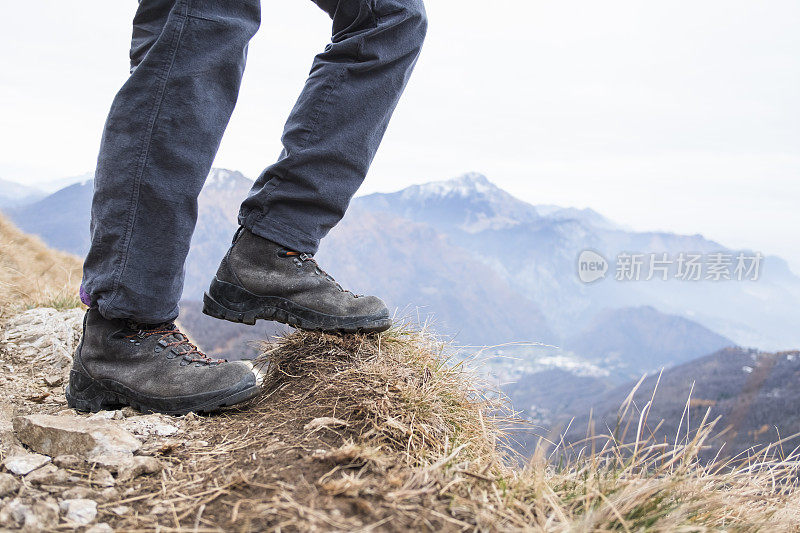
97, 487, 120, 502
87, 523, 114, 533
3, 453, 51, 475
25, 463, 67, 485
88, 452, 136, 473
88, 411, 117, 421
60, 498, 98, 526
0, 473, 20, 497
13, 414, 141, 459
43, 374, 63, 387
53, 454, 84, 469
1, 499, 30, 528
27, 501, 59, 530
120, 414, 180, 437
110, 505, 130, 516
63, 486, 95, 500
91, 468, 115, 488
118, 456, 163, 481
149, 504, 168, 515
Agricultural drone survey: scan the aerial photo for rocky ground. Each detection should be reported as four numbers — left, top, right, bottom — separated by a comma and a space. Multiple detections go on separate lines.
0, 308, 197, 531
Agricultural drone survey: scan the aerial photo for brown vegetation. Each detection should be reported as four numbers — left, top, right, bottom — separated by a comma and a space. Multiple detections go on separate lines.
91, 327, 800, 531
0, 213, 82, 317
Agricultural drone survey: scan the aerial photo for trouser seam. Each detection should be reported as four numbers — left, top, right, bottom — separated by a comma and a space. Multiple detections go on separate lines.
103, 0, 191, 314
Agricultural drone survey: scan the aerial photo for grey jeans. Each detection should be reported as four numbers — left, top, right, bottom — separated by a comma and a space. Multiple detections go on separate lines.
81, 0, 427, 323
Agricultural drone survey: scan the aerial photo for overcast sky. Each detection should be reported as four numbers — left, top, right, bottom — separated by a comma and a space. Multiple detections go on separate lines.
1, 0, 798, 272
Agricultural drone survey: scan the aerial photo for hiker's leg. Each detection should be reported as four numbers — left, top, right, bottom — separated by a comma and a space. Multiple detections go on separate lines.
238, 0, 427, 253
82, 0, 260, 323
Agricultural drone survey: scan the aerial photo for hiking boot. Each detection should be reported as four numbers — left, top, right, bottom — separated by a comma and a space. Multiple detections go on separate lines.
203, 227, 391, 333
65, 308, 262, 415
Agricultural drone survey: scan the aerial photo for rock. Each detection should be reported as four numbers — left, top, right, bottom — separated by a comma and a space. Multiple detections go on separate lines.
89, 452, 137, 473
120, 414, 180, 437
87, 523, 114, 533
13, 414, 141, 461
25, 463, 67, 485
43, 374, 63, 387
26, 501, 60, 530
63, 486, 96, 500
60, 498, 98, 526
118, 456, 163, 482
3, 453, 51, 475
0, 472, 20, 497
110, 505, 130, 516
89, 410, 124, 421
0, 498, 30, 528
1, 308, 84, 372
53, 454, 85, 469
0, 400, 24, 456
91, 468, 116, 488
97, 487, 120, 502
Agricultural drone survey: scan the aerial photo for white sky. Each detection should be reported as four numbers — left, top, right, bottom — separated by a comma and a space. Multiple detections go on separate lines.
1, 0, 798, 272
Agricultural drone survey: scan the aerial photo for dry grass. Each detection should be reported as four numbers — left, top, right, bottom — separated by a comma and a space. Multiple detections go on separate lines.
0, 213, 83, 317
90, 326, 800, 532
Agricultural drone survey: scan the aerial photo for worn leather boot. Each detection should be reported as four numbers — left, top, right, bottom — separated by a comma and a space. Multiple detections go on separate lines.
203, 228, 391, 333
65, 308, 262, 415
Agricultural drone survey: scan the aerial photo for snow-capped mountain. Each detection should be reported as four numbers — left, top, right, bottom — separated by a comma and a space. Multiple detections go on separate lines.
358, 172, 540, 233
202, 168, 252, 190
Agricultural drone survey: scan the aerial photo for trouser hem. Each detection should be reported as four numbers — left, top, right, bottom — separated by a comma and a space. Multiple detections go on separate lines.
240, 211, 320, 254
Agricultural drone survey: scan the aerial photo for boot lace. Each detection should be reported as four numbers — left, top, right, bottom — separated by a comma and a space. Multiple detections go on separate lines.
125, 322, 225, 365
283, 251, 354, 295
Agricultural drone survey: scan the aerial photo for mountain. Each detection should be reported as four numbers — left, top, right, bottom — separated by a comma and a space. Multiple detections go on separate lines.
564, 306, 734, 376
556, 347, 800, 460
316, 207, 555, 344
357, 172, 540, 233
4, 180, 93, 257
354, 175, 800, 351
7, 169, 800, 353
0, 178, 45, 208
39, 172, 94, 194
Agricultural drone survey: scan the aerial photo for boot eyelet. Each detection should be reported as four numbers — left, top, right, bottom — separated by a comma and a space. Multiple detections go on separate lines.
165, 352, 176, 359
154, 346, 163, 353
179, 360, 188, 366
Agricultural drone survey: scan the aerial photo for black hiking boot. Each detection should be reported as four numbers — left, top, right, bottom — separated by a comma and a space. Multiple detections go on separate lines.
203, 227, 391, 333
65, 308, 262, 415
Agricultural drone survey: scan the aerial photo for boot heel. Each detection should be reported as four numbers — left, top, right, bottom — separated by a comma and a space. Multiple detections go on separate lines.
202, 284, 259, 325
65, 370, 121, 412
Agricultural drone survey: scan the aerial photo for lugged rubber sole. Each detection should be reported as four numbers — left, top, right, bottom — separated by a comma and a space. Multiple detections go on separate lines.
202, 277, 392, 333
65, 370, 260, 416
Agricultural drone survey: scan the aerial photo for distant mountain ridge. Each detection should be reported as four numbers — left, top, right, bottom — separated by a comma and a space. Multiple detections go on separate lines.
0, 178, 45, 208
5, 169, 800, 352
